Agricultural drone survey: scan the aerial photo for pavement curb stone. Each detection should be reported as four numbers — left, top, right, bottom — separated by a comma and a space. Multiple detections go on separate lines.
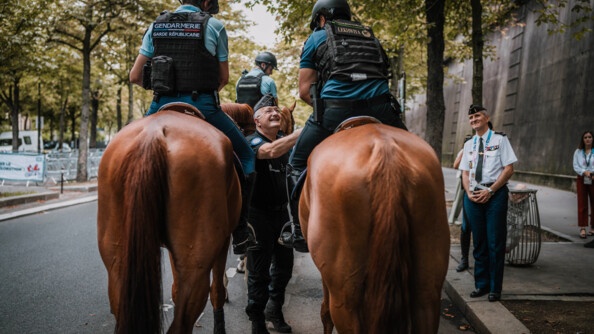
0, 191, 59, 207
446, 254, 531, 334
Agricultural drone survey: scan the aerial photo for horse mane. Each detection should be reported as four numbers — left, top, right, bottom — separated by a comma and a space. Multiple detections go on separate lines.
279, 101, 296, 135
364, 135, 412, 332
221, 103, 255, 136
116, 132, 169, 334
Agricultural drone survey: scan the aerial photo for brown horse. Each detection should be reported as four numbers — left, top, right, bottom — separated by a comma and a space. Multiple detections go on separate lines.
300, 123, 450, 333
221, 101, 296, 137
279, 101, 296, 135
221, 103, 256, 136
97, 107, 241, 334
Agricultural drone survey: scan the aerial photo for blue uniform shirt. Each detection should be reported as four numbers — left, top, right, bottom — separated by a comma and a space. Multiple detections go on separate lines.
299, 28, 389, 100
139, 5, 228, 62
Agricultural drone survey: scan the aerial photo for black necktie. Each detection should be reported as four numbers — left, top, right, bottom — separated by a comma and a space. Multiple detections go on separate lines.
475, 138, 484, 184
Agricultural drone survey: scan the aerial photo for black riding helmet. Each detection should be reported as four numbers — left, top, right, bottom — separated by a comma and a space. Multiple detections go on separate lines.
309, 0, 351, 30
179, 0, 219, 14
255, 51, 278, 70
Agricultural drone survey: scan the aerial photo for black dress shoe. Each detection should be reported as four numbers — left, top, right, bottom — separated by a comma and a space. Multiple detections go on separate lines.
456, 257, 469, 272
470, 288, 489, 298
488, 292, 501, 302
584, 239, 594, 248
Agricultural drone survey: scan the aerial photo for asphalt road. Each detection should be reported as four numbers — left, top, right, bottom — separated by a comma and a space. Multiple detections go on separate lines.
0, 201, 473, 333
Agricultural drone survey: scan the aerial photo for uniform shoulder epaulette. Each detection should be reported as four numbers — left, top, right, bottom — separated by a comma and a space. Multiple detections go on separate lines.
464, 135, 473, 143
495, 131, 507, 136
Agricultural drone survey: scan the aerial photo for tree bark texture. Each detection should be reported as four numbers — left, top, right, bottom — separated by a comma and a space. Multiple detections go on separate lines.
471, 0, 484, 106
425, 0, 446, 160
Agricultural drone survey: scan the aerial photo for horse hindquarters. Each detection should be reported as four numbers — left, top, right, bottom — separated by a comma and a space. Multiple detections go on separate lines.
163, 119, 241, 334
98, 131, 169, 334
302, 125, 449, 334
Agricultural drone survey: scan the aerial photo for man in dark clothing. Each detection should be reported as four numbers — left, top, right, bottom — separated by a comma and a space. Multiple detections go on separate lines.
245, 94, 302, 334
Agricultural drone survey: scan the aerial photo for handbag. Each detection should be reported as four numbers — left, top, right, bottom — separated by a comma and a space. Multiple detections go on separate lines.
584, 175, 592, 185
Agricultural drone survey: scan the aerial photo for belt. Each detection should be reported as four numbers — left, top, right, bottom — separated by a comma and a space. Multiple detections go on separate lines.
480, 183, 494, 188
323, 94, 391, 109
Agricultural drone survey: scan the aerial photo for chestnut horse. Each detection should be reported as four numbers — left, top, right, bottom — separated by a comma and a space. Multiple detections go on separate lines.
97, 107, 241, 334
300, 123, 450, 333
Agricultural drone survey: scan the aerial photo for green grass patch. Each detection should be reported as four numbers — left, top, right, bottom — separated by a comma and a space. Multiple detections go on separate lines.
0, 191, 35, 198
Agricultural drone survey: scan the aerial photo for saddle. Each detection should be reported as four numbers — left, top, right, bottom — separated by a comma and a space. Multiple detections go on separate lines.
158, 102, 245, 179
290, 116, 382, 199
159, 102, 206, 119
334, 116, 381, 134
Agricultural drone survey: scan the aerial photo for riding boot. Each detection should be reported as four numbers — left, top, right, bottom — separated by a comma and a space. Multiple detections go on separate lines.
456, 227, 471, 272
251, 318, 270, 334
232, 172, 258, 255
278, 166, 308, 253
264, 300, 292, 333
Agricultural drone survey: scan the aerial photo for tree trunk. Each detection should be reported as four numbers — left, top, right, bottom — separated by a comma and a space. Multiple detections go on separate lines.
90, 89, 99, 148
59, 94, 68, 150
76, 28, 92, 182
389, 46, 406, 123
425, 0, 446, 160
11, 77, 20, 152
471, 0, 484, 105
127, 82, 134, 125
116, 86, 122, 131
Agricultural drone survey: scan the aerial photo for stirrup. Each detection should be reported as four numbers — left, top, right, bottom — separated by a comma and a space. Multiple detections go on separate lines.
233, 223, 258, 255
277, 222, 309, 253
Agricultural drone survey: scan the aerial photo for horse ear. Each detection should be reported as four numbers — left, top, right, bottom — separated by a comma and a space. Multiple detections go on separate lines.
290, 101, 296, 112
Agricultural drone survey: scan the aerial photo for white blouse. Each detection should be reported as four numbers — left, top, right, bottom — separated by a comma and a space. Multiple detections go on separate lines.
573, 149, 594, 176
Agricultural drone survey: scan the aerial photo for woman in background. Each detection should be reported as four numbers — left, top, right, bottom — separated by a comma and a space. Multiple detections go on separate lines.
573, 131, 594, 240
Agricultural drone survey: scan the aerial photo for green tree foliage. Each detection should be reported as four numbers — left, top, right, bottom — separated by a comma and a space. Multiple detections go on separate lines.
0, 0, 52, 150
533, 0, 593, 39
47, 0, 161, 181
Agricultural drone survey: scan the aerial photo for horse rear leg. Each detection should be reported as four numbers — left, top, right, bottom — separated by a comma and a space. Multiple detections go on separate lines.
210, 238, 231, 334
167, 268, 211, 334
320, 280, 334, 334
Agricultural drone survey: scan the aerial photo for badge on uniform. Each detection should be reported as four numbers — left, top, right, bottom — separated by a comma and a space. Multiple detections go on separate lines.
250, 137, 263, 146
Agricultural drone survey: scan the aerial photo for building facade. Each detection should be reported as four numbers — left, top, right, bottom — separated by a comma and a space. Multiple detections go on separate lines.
406, 0, 594, 190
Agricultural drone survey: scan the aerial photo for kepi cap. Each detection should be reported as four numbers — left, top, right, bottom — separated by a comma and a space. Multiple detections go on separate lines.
253, 94, 277, 112
469, 104, 487, 115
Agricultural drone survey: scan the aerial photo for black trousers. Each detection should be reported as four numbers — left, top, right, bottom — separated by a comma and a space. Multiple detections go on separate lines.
289, 100, 407, 173
245, 206, 294, 321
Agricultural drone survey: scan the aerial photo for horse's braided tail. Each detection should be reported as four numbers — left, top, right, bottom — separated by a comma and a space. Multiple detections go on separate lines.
365, 137, 412, 333
116, 134, 169, 334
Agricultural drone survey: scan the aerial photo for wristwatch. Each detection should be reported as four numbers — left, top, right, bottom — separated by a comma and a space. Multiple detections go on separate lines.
487, 187, 494, 195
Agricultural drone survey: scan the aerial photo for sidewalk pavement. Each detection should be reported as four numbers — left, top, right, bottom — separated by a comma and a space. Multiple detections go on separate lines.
442, 167, 594, 334
2, 169, 593, 333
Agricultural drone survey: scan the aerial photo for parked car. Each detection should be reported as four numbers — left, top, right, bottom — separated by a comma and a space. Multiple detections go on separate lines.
44, 141, 72, 153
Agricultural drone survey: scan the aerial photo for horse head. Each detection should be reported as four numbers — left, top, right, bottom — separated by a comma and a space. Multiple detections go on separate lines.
279, 101, 296, 135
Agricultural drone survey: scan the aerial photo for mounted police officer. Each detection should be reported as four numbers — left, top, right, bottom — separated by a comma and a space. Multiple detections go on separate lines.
236, 52, 279, 109
278, 0, 408, 252
129, 0, 256, 255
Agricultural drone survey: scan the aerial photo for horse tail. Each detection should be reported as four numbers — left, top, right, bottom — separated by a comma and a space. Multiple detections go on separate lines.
364, 137, 412, 333
116, 133, 169, 334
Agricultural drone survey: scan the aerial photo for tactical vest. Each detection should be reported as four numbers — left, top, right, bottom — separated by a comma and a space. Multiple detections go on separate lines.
236, 71, 265, 108
313, 19, 390, 87
152, 11, 219, 93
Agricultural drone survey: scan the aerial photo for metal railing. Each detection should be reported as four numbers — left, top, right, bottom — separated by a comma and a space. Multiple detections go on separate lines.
45, 149, 104, 183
